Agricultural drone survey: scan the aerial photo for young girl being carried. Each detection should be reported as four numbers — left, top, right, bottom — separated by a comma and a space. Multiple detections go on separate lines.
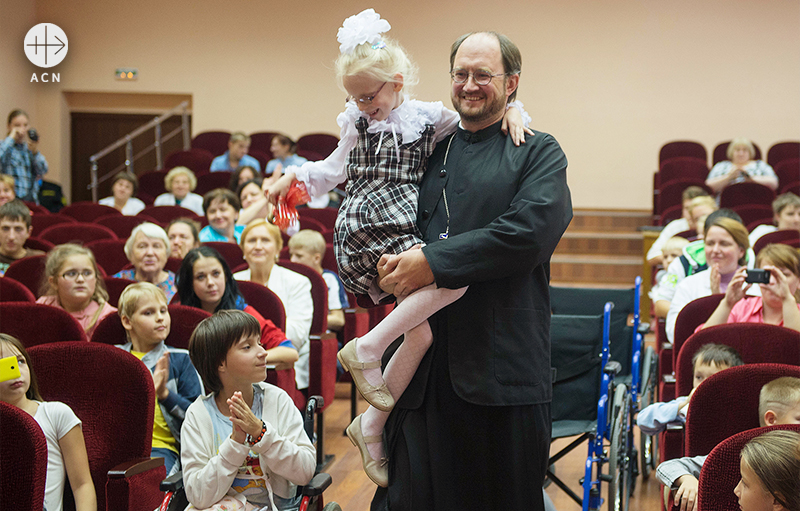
0, 334, 96, 511
268, 9, 532, 487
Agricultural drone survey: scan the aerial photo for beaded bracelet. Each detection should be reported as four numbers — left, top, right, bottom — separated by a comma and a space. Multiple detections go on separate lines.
247, 420, 267, 446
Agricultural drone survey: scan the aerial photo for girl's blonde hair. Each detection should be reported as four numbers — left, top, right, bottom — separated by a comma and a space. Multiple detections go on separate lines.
740, 430, 800, 511
334, 37, 418, 94
40, 244, 109, 314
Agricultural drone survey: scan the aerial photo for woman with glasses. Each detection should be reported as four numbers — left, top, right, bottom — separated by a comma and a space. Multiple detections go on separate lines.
37, 243, 116, 338
267, 9, 532, 487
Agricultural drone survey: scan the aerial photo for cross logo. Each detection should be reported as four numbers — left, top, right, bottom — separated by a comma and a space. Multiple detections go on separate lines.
24, 23, 68, 69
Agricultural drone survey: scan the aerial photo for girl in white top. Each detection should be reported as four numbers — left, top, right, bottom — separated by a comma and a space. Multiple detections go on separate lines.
268, 9, 531, 486
182, 310, 315, 511
0, 334, 96, 511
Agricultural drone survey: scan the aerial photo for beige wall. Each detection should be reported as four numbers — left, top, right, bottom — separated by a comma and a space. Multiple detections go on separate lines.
3, 0, 798, 207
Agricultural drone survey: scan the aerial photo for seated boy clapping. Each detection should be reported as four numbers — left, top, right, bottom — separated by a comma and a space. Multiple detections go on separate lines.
182, 310, 315, 511
116, 282, 204, 476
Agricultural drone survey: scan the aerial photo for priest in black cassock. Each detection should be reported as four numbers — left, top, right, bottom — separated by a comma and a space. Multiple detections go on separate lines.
372, 31, 572, 511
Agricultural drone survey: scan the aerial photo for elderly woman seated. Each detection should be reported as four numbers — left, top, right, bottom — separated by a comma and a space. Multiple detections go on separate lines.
114, 222, 177, 301
154, 166, 205, 216
99, 171, 145, 215
706, 138, 778, 193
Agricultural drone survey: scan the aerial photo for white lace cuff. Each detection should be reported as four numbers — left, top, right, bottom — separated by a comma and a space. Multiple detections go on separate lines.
506, 100, 532, 128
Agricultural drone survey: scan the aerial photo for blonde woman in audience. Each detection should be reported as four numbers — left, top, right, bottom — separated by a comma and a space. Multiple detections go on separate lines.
734, 430, 800, 511
234, 219, 313, 391
0, 174, 16, 206
706, 138, 778, 193
0, 334, 96, 511
37, 243, 117, 338
665, 216, 752, 341
98, 171, 145, 215
114, 222, 177, 302
154, 166, 205, 216
167, 218, 201, 260
702, 243, 800, 332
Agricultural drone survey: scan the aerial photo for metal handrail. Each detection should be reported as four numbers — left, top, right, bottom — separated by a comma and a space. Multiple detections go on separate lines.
87, 101, 190, 201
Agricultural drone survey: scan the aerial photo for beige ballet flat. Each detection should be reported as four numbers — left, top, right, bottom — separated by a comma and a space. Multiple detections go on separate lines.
346, 414, 388, 487
337, 339, 395, 412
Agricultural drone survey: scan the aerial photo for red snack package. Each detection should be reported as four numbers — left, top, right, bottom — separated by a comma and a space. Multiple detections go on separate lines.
273, 180, 310, 231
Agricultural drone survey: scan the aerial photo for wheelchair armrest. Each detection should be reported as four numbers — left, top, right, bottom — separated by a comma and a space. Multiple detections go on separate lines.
603, 361, 622, 376
108, 457, 163, 478
302, 472, 332, 497
160, 469, 184, 492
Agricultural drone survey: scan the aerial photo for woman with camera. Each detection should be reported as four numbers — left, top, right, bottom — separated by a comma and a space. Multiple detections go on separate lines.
701, 243, 800, 332
0, 109, 48, 204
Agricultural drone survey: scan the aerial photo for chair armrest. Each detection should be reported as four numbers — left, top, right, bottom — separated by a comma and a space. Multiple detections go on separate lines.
160, 470, 184, 492
108, 457, 163, 478
302, 472, 332, 497
663, 374, 676, 384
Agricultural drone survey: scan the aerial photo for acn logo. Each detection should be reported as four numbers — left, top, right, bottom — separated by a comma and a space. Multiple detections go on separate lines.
24, 23, 68, 69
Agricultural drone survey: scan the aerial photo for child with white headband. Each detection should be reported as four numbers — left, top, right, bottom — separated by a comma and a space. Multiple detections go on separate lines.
268, 8, 532, 487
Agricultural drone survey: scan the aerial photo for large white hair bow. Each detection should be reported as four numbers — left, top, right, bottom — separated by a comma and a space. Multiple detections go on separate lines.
337, 8, 391, 55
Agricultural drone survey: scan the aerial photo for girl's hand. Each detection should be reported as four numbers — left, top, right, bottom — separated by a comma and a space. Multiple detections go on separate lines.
723, 267, 749, 307
501, 107, 534, 147
153, 353, 170, 401
228, 391, 263, 440
709, 263, 721, 295
265, 172, 296, 205
10, 127, 25, 144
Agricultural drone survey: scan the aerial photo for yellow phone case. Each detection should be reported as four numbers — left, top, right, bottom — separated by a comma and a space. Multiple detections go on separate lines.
0, 355, 21, 383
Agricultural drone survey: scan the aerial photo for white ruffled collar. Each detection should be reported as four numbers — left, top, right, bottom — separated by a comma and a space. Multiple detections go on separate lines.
337, 95, 439, 145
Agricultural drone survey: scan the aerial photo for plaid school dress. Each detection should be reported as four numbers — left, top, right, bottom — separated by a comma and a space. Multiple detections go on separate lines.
334, 117, 437, 295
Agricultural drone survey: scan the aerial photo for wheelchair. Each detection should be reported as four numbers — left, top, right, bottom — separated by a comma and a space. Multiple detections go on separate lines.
548, 277, 655, 511
159, 395, 341, 511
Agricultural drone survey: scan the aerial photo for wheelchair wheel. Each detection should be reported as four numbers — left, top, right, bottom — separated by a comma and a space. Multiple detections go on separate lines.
322, 503, 343, 511
639, 346, 658, 480
608, 383, 629, 511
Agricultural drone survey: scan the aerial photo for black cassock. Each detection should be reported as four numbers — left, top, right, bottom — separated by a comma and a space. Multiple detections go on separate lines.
372, 121, 572, 511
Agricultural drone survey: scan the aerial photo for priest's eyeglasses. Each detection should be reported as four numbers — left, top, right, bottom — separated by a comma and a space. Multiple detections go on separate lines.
450, 69, 506, 86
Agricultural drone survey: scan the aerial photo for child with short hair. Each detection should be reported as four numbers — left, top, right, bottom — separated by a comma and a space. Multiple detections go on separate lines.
649, 236, 690, 301
0, 333, 96, 511
288, 229, 349, 332
0, 198, 43, 275
199, 188, 244, 243
657, 376, 800, 511
267, 9, 531, 485
638, 343, 744, 435
182, 310, 315, 511
210, 132, 261, 173
115, 282, 203, 476
735, 430, 800, 511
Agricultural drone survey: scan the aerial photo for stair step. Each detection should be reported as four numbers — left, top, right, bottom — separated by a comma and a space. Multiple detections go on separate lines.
555, 232, 642, 256
568, 209, 651, 233
550, 254, 642, 285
